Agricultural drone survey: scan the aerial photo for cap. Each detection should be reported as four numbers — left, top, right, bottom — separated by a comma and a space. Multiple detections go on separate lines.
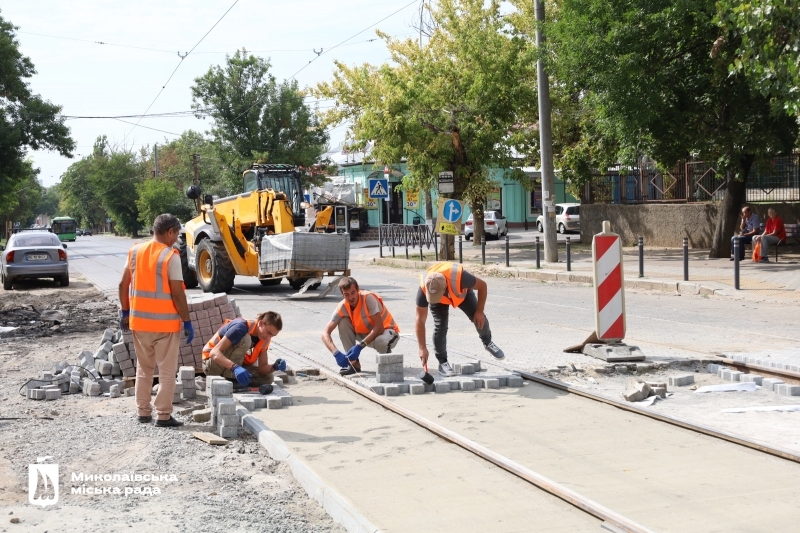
425, 273, 447, 304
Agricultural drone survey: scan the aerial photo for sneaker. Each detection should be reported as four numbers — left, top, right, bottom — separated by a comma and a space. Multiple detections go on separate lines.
438, 362, 456, 377
154, 416, 184, 428
137, 416, 152, 424
484, 341, 505, 360
340, 362, 361, 376
759, 258, 769, 263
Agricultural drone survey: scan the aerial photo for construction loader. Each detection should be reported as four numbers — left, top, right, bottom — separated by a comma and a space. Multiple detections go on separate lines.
179, 164, 350, 294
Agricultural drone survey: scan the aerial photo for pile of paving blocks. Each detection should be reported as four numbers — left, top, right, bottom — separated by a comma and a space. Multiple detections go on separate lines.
709, 363, 800, 396
203, 375, 294, 439
623, 379, 672, 402
176, 366, 196, 402
181, 293, 241, 369
354, 354, 524, 396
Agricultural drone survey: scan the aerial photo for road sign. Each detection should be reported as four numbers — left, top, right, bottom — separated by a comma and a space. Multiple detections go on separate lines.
436, 198, 463, 235
106, 218, 111, 223
405, 191, 419, 208
592, 223, 626, 341
438, 171, 454, 194
368, 178, 389, 199
363, 188, 377, 209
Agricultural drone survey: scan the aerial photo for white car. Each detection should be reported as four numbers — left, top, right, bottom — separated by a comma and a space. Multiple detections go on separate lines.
464, 211, 507, 240
537, 203, 580, 234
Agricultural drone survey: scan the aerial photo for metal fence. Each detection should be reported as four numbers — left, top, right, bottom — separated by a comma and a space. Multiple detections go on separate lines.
378, 224, 436, 248
581, 155, 800, 204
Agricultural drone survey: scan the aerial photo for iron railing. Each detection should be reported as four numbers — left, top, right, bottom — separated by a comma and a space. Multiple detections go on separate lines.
378, 224, 436, 248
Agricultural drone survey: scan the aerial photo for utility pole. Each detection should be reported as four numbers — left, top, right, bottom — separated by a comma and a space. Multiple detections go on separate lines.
192, 154, 201, 211
535, 0, 558, 262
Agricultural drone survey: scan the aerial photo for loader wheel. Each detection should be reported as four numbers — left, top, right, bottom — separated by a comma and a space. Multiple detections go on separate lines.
178, 236, 198, 289
259, 278, 282, 286
195, 239, 235, 293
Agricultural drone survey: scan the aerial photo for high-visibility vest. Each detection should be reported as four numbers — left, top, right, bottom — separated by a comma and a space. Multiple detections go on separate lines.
335, 290, 399, 335
420, 262, 467, 308
202, 318, 266, 366
128, 242, 181, 332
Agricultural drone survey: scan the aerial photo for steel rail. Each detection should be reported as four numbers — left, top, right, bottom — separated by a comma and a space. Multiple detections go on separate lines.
715, 357, 800, 385
270, 342, 657, 533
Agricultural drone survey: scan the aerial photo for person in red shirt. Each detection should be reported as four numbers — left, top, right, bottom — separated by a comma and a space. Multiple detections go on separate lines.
753, 208, 786, 262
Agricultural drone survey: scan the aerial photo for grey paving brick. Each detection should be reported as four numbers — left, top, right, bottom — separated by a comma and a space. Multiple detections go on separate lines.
459, 379, 476, 392
434, 381, 450, 393
668, 374, 695, 387
776, 384, 800, 396
762, 378, 785, 391
375, 353, 403, 365
28, 389, 45, 400
238, 398, 256, 411
368, 384, 384, 395
482, 378, 500, 389
218, 426, 238, 439
377, 362, 403, 374
216, 399, 237, 415
384, 384, 400, 396
409, 383, 426, 395
740, 374, 763, 385
507, 375, 524, 387
211, 380, 233, 397
728, 371, 744, 381
266, 397, 283, 409
219, 414, 240, 427
193, 408, 212, 422
376, 372, 404, 383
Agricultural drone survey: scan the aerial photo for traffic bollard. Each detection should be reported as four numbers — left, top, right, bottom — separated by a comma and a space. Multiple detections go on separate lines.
434, 231, 439, 261
481, 235, 486, 265
505, 233, 510, 267
458, 234, 463, 264
379, 225, 383, 258
638, 236, 644, 278
535, 236, 541, 269
392, 227, 396, 258
734, 237, 740, 290
566, 236, 571, 271
683, 237, 689, 281
419, 238, 424, 261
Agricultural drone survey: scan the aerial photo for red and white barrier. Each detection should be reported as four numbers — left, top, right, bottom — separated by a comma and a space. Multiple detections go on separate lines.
592, 221, 626, 341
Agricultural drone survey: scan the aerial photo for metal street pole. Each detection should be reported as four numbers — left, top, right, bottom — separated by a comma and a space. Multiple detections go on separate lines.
535, 0, 558, 263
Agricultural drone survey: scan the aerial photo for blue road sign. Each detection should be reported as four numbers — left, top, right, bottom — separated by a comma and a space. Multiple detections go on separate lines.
442, 199, 462, 222
368, 178, 389, 199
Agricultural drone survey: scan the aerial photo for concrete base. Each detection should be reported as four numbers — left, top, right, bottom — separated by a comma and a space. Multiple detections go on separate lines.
582, 343, 645, 362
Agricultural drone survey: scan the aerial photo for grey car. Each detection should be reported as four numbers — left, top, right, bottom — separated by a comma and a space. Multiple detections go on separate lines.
1, 232, 69, 289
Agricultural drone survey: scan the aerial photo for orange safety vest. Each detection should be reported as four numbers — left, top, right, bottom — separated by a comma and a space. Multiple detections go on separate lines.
420, 262, 468, 308
335, 290, 399, 335
202, 318, 267, 366
128, 242, 181, 332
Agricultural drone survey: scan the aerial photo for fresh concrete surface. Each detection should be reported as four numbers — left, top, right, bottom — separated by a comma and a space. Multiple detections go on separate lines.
251, 379, 600, 533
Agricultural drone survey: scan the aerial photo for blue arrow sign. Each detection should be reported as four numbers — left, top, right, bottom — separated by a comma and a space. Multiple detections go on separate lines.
368, 178, 389, 199
442, 199, 462, 223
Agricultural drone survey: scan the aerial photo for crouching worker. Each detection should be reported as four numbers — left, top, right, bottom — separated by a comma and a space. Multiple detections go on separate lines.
322, 276, 400, 376
202, 311, 286, 388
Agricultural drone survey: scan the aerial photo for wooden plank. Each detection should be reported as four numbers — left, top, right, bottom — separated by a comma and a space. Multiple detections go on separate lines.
191, 431, 228, 445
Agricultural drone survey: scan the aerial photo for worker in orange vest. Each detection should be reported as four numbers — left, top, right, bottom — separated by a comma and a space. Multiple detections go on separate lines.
322, 276, 400, 375
118, 214, 192, 428
202, 311, 285, 388
416, 261, 504, 377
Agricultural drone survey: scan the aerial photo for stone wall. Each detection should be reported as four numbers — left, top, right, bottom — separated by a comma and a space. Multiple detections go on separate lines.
580, 203, 800, 248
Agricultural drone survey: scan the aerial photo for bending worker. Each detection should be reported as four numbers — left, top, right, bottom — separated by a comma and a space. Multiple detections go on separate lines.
322, 276, 400, 375
118, 213, 192, 428
202, 311, 286, 388
416, 261, 504, 377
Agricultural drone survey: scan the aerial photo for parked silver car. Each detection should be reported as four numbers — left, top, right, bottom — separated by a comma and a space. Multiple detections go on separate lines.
537, 203, 580, 234
464, 210, 508, 240
1, 231, 69, 289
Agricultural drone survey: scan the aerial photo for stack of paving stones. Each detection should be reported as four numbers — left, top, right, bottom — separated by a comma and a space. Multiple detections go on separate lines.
710, 363, 800, 396
353, 354, 524, 396
181, 293, 241, 370
176, 366, 196, 403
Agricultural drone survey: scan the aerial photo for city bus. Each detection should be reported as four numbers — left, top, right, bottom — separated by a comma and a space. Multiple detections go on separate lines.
51, 216, 77, 242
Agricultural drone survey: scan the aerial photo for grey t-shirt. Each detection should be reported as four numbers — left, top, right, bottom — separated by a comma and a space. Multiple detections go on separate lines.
331, 293, 382, 323
416, 271, 476, 307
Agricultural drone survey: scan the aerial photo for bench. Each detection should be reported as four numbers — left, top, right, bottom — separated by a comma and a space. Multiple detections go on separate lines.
746, 223, 800, 262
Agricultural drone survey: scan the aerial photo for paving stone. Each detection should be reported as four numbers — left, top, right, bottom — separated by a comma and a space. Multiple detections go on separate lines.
45, 388, 61, 400
219, 414, 240, 427
28, 389, 45, 400
668, 374, 695, 387
252, 396, 267, 409
471, 378, 485, 389
762, 378, 785, 391
266, 397, 283, 409
218, 426, 238, 439
728, 371, 744, 381
216, 399, 237, 415
482, 378, 500, 389
211, 380, 233, 397
434, 381, 450, 393
377, 362, 403, 374
396, 382, 410, 394
409, 383, 426, 395
376, 372, 405, 383
367, 384, 384, 395
507, 375, 524, 387
375, 353, 403, 365
384, 384, 400, 396
650, 386, 667, 398
238, 398, 256, 411
740, 374, 763, 385
178, 366, 195, 381
448, 380, 460, 390
109, 385, 120, 398
193, 408, 212, 422
776, 384, 800, 396
69, 382, 81, 393
459, 379, 476, 392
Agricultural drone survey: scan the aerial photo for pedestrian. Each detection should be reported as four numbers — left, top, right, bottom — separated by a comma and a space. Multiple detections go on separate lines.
415, 261, 504, 377
202, 311, 285, 388
118, 214, 193, 427
321, 276, 400, 375
752, 208, 786, 263
730, 206, 761, 261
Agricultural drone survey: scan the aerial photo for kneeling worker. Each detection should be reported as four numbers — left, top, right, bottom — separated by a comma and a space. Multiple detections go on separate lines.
322, 276, 400, 375
202, 311, 286, 387
416, 261, 504, 377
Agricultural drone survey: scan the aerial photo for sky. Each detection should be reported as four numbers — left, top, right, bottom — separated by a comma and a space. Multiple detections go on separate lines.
4, 0, 422, 187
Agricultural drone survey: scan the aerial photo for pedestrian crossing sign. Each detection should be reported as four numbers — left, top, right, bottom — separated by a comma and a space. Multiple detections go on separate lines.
368, 178, 389, 199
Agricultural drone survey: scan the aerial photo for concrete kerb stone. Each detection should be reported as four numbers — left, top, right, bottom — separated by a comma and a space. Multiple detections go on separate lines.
239, 409, 383, 533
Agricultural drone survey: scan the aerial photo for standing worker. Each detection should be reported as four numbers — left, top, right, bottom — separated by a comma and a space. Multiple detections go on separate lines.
118, 214, 193, 428
321, 276, 400, 375
202, 311, 286, 388
415, 261, 504, 376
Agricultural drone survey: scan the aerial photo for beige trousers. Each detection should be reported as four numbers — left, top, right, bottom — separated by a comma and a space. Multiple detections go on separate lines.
202, 334, 275, 387
337, 317, 399, 354
133, 330, 180, 420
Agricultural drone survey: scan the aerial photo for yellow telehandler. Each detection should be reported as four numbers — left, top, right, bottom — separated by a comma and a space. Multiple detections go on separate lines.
179, 164, 349, 294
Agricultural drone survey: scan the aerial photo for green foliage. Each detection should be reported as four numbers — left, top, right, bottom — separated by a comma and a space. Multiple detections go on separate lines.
37, 185, 61, 218
716, 0, 800, 115
60, 157, 106, 229
0, 11, 74, 216
191, 50, 329, 190
0, 159, 43, 228
89, 137, 143, 236
135, 178, 195, 229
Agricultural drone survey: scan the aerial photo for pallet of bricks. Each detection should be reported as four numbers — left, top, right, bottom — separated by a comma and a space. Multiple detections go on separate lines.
180, 293, 241, 371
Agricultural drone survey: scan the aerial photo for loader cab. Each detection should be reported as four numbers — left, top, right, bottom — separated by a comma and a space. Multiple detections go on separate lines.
244, 164, 306, 227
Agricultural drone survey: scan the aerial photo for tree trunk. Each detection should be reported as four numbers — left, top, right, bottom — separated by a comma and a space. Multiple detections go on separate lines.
471, 201, 484, 247
709, 158, 752, 258
439, 233, 455, 260
425, 190, 434, 229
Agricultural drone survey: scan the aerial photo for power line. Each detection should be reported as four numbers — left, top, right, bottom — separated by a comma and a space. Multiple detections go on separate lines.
113, 118, 181, 136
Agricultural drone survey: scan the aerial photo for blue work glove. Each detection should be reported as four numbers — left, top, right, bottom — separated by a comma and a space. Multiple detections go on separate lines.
119, 310, 130, 332
333, 350, 348, 368
346, 344, 363, 362
183, 321, 194, 345
231, 364, 251, 386
272, 358, 287, 372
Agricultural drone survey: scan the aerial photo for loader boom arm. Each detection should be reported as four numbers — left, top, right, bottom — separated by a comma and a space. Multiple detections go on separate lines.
205, 207, 259, 276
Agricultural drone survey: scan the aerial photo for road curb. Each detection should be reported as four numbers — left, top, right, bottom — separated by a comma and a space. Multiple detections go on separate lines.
371, 257, 736, 299
238, 408, 384, 533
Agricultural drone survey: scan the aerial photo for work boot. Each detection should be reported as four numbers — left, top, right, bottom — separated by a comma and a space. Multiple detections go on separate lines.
484, 341, 505, 360
438, 362, 456, 377
137, 416, 152, 424
155, 416, 183, 428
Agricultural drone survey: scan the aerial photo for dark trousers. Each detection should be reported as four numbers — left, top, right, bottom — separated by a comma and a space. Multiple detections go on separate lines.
731, 235, 754, 260
430, 289, 492, 364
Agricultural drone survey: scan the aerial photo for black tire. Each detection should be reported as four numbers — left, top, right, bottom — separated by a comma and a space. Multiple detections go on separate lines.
259, 278, 282, 286
195, 239, 235, 293
2, 272, 11, 290
60, 275, 69, 287
558, 223, 566, 234
465, 233, 472, 241
309, 282, 321, 290
178, 236, 198, 289
537, 221, 543, 232
289, 278, 306, 290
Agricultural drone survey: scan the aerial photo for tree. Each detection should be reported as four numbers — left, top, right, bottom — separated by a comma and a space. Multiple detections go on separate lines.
60, 157, 107, 229
0, 159, 42, 230
191, 51, 329, 191
0, 11, 74, 216
538, 0, 798, 257
136, 178, 195, 229
88, 137, 143, 237
37, 184, 61, 218
314, 0, 537, 254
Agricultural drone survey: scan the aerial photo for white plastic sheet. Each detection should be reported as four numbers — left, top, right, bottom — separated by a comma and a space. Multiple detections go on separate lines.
694, 382, 757, 393
722, 405, 800, 413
